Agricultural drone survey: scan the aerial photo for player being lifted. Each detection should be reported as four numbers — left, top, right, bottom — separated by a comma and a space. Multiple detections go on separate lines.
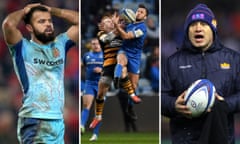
2, 3, 78, 144
89, 13, 141, 129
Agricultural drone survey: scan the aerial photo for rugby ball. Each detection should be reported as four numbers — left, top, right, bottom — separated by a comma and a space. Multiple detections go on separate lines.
120, 8, 136, 24
184, 79, 215, 117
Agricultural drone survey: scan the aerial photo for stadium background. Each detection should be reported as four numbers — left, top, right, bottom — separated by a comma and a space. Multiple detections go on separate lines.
0, 0, 79, 143
81, 0, 159, 143
162, 0, 240, 143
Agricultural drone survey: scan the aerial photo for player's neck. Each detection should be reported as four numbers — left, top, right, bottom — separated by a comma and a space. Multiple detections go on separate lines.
135, 20, 144, 24
31, 37, 52, 45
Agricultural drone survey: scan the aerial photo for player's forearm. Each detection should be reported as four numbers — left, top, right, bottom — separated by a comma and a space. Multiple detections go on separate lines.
114, 23, 133, 39
2, 9, 25, 29
50, 7, 79, 25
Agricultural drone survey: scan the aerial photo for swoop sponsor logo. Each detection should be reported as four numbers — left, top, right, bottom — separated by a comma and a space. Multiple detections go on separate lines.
33, 58, 64, 66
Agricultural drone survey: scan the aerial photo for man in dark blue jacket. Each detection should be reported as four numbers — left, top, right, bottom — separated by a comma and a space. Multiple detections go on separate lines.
162, 4, 240, 144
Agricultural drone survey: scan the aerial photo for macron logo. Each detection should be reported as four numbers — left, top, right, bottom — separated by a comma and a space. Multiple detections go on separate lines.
192, 13, 205, 20
179, 65, 192, 69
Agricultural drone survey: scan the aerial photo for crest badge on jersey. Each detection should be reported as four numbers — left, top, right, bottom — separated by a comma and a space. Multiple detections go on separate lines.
52, 47, 60, 58
220, 62, 230, 69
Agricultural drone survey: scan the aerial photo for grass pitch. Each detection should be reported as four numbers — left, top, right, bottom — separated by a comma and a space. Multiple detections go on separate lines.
81, 132, 159, 144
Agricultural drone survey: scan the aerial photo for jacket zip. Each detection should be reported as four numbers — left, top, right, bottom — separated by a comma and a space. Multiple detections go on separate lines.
201, 52, 207, 78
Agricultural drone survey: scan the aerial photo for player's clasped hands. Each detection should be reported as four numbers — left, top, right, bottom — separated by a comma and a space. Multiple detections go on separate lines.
23, 3, 52, 15
23, 3, 41, 14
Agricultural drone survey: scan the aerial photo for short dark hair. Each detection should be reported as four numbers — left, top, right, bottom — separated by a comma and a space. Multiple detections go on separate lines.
27, 0, 43, 4
138, 4, 149, 16
23, 6, 49, 24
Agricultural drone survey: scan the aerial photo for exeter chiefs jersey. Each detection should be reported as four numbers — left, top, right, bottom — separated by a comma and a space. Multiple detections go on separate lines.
121, 21, 147, 59
8, 33, 75, 119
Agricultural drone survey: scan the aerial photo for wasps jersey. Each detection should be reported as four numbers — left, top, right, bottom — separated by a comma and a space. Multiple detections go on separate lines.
97, 31, 122, 67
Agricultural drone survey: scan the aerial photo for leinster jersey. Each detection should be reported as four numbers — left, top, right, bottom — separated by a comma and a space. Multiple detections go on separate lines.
121, 21, 147, 59
82, 51, 103, 82
8, 33, 75, 119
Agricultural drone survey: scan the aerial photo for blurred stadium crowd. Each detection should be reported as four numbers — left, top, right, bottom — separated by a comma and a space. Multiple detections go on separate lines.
81, 0, 160, 96
162, 0, 240, 143
0, 0, 79, 143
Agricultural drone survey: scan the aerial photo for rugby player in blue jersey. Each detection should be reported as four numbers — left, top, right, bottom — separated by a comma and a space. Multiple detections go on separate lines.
81, 38, 103, 141
89, 14, 141, 129
2, 3, 78, 144
112, 4, 148, 108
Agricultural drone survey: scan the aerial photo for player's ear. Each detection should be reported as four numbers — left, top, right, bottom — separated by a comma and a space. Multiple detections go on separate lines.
25, 24, 33, 32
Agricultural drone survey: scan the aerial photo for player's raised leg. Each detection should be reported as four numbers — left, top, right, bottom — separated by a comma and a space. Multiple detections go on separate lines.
117, 51, 141, 103
120, 75, 142, 104
114, 52, 127, 88
90, 76, 111, 129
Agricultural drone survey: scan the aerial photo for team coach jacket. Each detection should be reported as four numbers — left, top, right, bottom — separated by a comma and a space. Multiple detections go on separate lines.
162, 36, 240, 144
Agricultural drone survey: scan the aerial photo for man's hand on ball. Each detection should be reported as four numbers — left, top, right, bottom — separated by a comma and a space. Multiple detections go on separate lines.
175, 91, 192, 118
215, 92, 224, 101
207, 92, 224, 112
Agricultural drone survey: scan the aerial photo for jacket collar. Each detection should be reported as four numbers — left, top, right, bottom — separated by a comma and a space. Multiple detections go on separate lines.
180, 34, 223, 53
